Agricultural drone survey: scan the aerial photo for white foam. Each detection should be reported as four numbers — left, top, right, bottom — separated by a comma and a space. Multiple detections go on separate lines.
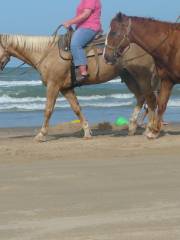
0, 95, 46, 103
81, 102, 133, 108
0, 77, 122, 87
109, 93, 133, 99
78, 93, 133, 100
0, 80, 42, 87
78, 95, 106, 100
0, 101, 133, 111
0, 103, 47, 111
168, 99, 180, 107
0, 93, 134, 105
107, 78, 122, 84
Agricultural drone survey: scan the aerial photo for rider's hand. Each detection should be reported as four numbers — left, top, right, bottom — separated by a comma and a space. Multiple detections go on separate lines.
63, 21, 72, 29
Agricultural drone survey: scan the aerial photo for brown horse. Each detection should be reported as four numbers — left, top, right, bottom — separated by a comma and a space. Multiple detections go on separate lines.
0, 34, 159, 141
104, 12, 180, 138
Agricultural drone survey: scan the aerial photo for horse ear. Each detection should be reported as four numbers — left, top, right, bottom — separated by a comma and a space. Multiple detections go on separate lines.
116, 12, 123, 22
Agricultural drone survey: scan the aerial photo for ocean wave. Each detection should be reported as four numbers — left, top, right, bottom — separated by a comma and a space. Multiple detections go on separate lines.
0, 93, 133, 104
0, 101, 133, 111
1, 97, 180, 111
78, 95, 106, 100
0, 78, 121, 87
82, 102, 133, 108
0, 80, 42, 87
168, 99, 180, 107
0, 95, 46, 103
106, 78, 122, 84
77, 93, 133, 100
109, 93, 133, 99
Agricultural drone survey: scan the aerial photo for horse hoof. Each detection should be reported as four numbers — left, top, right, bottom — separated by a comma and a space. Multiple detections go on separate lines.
83, 128, 92, 140
128, 122, 137, 136
34, 132, 47, 142
145, 131, 159, 139
83, 134, 93, 140
128, 130, 136, 136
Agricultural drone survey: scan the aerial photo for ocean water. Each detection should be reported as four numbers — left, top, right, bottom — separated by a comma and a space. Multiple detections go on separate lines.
0, 67, 180, 128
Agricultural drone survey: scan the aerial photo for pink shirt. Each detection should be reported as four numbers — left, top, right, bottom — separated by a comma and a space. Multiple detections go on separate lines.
76, 0, 102, 32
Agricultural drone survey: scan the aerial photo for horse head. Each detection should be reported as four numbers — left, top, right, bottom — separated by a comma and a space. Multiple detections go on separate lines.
0, 38, 10, 71
104, 13, 131, 64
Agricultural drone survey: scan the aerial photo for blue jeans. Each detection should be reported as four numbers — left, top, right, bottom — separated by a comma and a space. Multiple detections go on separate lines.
71, 28, 97, 67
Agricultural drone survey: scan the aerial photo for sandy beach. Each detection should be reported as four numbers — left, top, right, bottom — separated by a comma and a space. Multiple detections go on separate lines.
0, 122, 180, 240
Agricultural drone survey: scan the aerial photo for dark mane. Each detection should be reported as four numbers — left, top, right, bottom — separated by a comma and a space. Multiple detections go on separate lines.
115, 12, 180, 31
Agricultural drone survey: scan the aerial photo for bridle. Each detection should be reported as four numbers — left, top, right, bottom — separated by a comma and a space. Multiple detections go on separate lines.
105, 18, 132, 58
105, 15, 180, 62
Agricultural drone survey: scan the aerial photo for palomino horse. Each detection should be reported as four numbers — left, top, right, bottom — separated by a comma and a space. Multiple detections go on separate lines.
0, 34, 159, 141
104, 12, 180, 138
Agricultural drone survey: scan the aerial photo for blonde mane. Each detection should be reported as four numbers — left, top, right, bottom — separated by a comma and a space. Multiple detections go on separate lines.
0, 34, 59, 52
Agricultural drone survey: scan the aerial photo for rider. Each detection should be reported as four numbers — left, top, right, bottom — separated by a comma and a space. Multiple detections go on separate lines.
63, 0, 102, 84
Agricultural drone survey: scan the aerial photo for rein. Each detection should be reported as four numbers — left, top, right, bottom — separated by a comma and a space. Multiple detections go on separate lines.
27, 24, 64, 69
21, 25, 66, 75
17, 25, 73, 74
57, 25, 74, 61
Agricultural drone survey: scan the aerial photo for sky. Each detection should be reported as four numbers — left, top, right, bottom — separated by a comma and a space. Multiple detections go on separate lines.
0, 0, 179, 65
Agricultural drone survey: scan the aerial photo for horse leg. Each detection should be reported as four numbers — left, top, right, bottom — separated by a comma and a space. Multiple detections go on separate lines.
128, 96, 145, 136
143, 92, 158, 139
62, 89, 92, 139
35, 82, 59, 142
119, 69, 144, 135
153, 78, 174, 136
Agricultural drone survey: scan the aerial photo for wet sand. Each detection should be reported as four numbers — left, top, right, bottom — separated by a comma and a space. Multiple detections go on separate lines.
0, 123, 180, 240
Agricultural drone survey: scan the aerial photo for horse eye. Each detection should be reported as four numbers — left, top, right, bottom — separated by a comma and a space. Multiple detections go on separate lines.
110, 31, 116, 37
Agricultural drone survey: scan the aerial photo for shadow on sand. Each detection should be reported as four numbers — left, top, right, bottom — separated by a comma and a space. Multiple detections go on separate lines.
2, 122, 180, 142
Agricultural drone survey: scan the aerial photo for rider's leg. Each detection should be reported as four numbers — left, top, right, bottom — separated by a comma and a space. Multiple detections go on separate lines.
71, 28, 97, 78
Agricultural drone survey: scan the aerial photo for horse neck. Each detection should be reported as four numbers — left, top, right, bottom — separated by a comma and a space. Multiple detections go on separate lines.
129, 18, 171, 56
0, 34, 56, 68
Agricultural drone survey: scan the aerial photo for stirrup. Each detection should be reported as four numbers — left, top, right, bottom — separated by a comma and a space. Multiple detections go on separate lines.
72, 74, 89, 88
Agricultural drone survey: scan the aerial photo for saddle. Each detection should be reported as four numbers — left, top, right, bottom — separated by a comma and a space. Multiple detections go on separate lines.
58, 29, 106, 57
58, 29, 106, 83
